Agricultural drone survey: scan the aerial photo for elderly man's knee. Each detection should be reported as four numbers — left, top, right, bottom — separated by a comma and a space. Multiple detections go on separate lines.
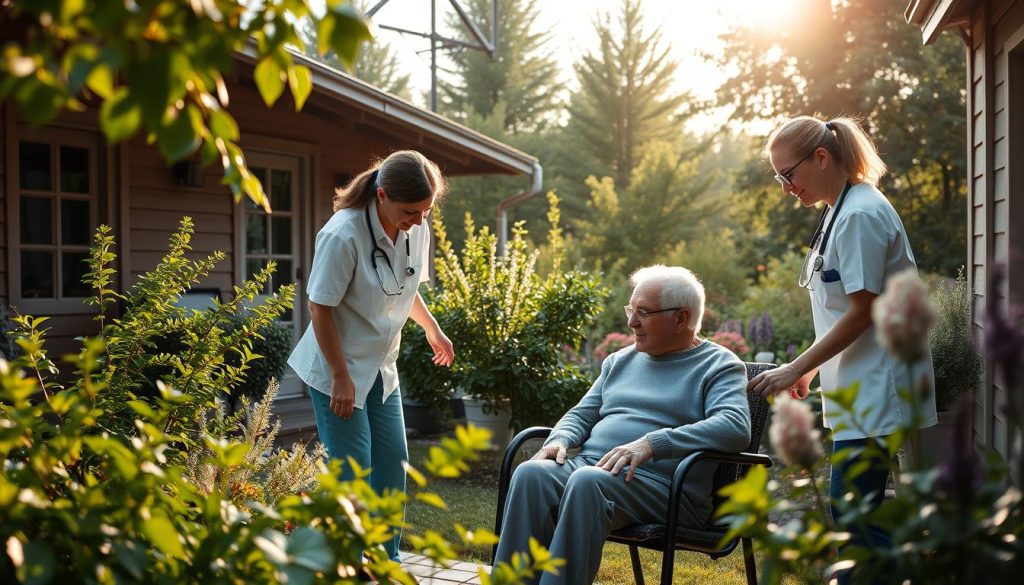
565, 465, 618, 493
510, 459, 561, 490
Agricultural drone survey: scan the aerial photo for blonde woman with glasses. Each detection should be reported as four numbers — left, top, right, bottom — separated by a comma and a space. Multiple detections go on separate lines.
288, 150, 455, 563
746, 115, 936, 584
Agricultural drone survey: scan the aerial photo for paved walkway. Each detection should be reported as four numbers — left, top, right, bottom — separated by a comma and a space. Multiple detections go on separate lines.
399, 552, 488, 584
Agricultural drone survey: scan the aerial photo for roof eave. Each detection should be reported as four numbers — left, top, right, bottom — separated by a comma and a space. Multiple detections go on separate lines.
235, 43, 537, 177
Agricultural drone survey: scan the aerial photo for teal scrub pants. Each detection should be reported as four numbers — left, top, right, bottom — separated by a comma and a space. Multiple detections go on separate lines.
309, 373, 408, 561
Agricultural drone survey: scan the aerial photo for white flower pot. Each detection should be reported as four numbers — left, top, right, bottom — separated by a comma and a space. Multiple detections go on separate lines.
754, 351, 775, 363
462, 396, 513, 450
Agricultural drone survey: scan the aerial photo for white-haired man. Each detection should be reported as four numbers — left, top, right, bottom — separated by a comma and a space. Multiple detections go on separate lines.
493, 265, 752, 585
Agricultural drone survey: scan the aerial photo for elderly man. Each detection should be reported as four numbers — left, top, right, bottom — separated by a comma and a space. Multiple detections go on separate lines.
492, 265, 752, 585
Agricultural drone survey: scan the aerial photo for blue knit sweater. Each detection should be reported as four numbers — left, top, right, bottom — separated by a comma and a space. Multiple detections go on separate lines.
544, 340, 752, 524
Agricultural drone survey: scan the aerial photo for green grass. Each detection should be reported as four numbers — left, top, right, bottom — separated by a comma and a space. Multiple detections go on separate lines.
401, 438, 804, 584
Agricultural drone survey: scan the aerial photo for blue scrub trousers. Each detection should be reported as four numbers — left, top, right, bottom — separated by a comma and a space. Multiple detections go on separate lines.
830, 437, 892, 585
310, 373, 408, 561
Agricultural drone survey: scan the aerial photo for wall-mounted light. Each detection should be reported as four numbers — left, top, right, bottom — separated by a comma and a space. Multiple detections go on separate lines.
172, 159, 204, 187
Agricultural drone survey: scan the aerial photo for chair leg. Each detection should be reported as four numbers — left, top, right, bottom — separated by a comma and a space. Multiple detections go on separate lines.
742, 536, 758, 585
659, 546, 675, 585
628, 545, 645, 585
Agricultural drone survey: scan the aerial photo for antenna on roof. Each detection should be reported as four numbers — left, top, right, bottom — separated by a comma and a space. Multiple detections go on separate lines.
365, 0, 498, 112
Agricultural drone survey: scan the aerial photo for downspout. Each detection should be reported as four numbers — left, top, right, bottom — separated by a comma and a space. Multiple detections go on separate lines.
496, 161, 543, 253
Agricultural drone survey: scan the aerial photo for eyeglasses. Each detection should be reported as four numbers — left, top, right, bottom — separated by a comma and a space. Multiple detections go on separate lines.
624, 305, 682, 321
774, 149, 815, 186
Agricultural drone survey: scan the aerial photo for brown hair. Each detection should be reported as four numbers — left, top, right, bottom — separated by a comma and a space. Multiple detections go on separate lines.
764, 115, 887, 186
332, 150, 448, 212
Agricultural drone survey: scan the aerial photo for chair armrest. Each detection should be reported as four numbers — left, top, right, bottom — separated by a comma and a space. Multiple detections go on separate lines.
492, 426, 552, 563
663, 450, 774, 542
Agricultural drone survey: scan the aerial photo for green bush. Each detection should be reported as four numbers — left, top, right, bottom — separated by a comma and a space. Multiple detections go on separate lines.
929, 268, 983, 411
0, 303, 16, 362
223, 316, 293, 413
0, 222, 559, 584
400, 193, 606, 428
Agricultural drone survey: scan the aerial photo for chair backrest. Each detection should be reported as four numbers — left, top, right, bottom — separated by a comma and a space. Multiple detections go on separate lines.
709, 362, 774, 513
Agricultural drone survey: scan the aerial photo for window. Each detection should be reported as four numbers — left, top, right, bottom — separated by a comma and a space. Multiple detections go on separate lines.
15, 131, 98, 304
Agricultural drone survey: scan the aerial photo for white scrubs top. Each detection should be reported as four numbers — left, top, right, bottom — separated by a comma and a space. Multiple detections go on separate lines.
287, 199, 430, 408
810, 183, 937, 441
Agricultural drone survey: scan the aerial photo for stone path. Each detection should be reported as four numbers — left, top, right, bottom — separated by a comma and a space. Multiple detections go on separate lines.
399, 552, 488, 584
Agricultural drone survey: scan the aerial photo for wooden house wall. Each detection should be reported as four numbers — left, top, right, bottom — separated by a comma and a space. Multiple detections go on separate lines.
968, 0, 1024, 455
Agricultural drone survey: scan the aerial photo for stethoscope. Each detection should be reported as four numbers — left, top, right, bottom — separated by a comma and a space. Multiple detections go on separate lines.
805, 181, 852, 274
365, 204, 414, 294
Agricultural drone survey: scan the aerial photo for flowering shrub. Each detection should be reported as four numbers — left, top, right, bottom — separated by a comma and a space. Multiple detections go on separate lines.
594, 332, 634, 362
747, 310, 774, 354
710, 331, 750, 357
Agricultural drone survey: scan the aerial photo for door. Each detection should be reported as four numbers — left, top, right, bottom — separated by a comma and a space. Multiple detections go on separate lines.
241, 152, 304, 400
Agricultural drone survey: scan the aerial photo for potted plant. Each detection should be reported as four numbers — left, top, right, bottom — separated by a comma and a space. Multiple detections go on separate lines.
916, 269, 984, 464
399, 193, 605, 447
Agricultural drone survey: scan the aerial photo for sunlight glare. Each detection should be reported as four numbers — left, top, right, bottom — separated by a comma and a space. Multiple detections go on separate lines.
728, 0, 805, 32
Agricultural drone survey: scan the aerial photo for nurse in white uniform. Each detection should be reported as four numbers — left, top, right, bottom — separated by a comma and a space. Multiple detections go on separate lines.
746, 116, 936, 582
288, 150, 455, 562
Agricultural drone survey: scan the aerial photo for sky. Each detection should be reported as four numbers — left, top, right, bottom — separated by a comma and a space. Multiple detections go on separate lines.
315, 1, 804, 133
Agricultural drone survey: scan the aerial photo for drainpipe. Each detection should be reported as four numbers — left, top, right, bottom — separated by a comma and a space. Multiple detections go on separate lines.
496, 161, 543, 253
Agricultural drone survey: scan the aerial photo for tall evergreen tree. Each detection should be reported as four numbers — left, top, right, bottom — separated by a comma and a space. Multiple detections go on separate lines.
562, 0, 688, 190
438, 0, 565, 242
441, 0, 563, 133
711, 0, 967, 275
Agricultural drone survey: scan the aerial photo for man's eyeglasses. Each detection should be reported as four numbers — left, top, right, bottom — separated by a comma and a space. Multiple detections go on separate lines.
624, 305, 682, 321
774, 149, 815, 186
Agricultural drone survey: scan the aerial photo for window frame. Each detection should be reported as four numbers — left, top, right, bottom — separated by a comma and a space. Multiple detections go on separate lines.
7, 125, 102, 315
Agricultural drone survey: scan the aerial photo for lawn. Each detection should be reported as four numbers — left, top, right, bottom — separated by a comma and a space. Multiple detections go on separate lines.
401, 437, 808, 584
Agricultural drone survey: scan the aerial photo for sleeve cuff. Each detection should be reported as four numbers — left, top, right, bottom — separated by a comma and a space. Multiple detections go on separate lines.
645, 430, 674, 460
308, 290, 342, 307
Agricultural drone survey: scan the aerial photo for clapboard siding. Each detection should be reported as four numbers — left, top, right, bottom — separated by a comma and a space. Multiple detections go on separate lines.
965, 0, 1024, 454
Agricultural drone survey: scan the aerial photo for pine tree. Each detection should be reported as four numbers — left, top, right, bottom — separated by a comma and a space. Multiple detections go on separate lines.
441, 0, 563, 133
563, 0, 688, 190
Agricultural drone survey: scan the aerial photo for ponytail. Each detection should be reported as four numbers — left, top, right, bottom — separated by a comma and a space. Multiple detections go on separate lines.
333, 150, 448, 212
765, 114, 887, 186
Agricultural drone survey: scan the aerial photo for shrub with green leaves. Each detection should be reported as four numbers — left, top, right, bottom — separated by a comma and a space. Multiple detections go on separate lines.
734, 252, 816, 356
400, 193, 607, 428
222, 316, 293, 413
0, 223, 562, 584
929, 268, 983, 411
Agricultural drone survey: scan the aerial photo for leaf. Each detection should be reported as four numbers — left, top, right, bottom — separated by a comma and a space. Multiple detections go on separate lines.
142, 512, 185, 558
286, 527, 333, 571
402, 460, 427, 488
323, 6, 373, 71
208, 108, 239, 142
415, 492, 448, 510
254, 57, 285, 107
100, 88, 142, 142
18, 540, 55, 585
287, 64, 312, 111
156, 105, 199, 162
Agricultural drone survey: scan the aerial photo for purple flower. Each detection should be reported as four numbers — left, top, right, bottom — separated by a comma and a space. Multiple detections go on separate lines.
786, 343, 798, 359
984, 267, 1024, 388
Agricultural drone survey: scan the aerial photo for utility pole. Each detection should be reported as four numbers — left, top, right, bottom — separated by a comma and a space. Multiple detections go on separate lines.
365, 0, 498, 112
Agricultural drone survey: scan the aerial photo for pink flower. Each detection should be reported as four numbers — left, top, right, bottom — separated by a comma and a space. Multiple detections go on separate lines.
871, 269, 936, 363
595, 332, 635, 362
710, 331, 750, 356
769, 395, 824, 468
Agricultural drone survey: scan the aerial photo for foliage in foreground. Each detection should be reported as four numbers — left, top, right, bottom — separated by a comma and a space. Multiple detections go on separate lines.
0, 223, 561, 584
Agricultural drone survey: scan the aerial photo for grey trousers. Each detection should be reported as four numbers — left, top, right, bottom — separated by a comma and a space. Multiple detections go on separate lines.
493, 456, 694, 585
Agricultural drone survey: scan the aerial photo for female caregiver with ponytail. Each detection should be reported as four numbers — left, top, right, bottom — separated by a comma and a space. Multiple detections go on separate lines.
288, 150, 455, 561
746, 116, 936, 581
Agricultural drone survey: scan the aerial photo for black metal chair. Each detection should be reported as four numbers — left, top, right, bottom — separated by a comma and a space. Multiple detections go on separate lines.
493, 362, 775, 585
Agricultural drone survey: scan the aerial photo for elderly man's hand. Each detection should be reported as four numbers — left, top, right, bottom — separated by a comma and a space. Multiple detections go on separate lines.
597, 437, 653, 482
531, 442, 568, 464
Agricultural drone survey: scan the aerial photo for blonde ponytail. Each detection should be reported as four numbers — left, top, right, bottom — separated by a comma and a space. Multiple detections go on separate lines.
765, 115, 887, 186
